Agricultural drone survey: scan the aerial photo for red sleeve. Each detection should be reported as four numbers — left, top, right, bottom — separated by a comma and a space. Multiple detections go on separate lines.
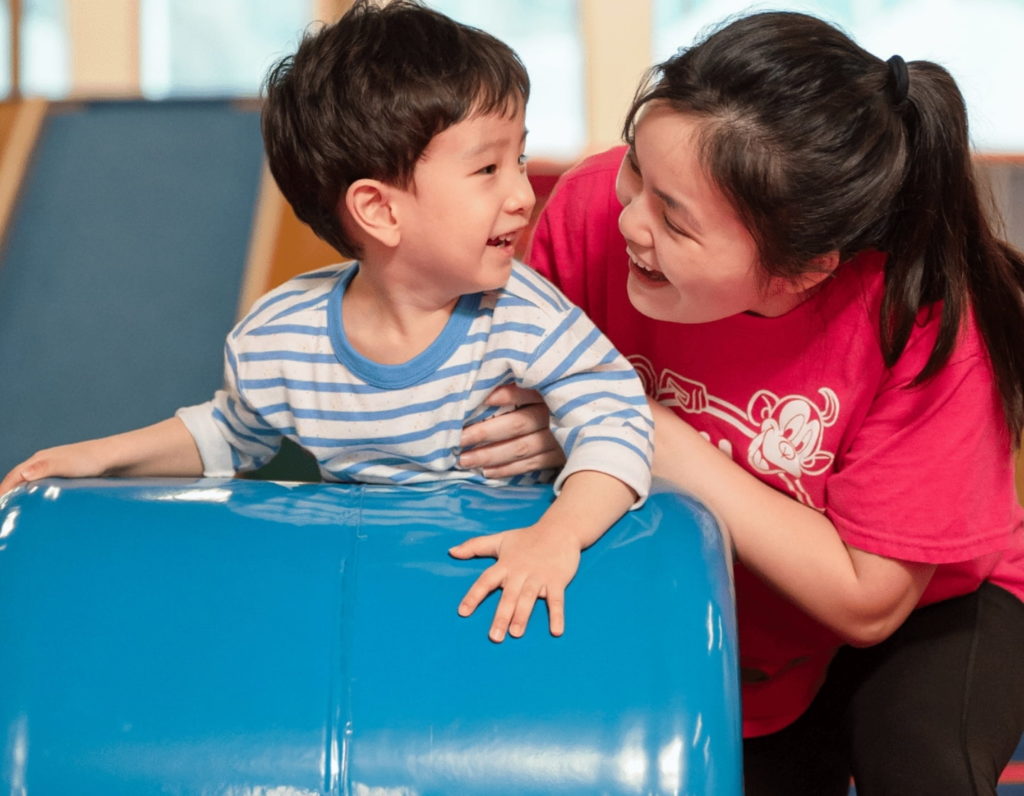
526, 147, 628, 321
524, 193, 559, 282
826, 312, 1022, 563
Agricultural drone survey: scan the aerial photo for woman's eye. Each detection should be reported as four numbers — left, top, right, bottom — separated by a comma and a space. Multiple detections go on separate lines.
663, 214, 688, 237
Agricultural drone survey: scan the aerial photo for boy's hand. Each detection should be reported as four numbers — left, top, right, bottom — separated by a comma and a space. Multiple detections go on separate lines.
0, 418, 204, 496
0, 440, 110, 495
449, 523, 582, 642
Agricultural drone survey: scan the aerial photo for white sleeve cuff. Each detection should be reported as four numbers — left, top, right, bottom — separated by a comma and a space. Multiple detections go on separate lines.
553, 444, 651, 510
175, 402, 237, 478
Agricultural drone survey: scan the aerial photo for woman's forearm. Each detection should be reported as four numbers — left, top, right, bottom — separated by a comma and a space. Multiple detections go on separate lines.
650, 401, 933, 646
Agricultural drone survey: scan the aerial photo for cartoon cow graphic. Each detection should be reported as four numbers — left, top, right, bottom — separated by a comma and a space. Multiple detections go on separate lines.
630, 356, 839, 509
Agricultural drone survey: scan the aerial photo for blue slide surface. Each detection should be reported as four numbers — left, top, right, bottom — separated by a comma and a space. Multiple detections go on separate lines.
0, 100, 264, 474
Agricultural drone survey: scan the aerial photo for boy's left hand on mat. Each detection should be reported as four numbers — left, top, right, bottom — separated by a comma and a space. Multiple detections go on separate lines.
449, 526, 581, 642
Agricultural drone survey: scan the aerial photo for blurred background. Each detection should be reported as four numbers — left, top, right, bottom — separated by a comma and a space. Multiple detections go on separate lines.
1, 0, 1022, 294
5, 0, 1024, 156
0, 0, 1021, 494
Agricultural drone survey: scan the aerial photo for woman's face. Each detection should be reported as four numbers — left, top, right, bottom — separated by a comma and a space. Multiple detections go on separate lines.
615, 104, 803, 323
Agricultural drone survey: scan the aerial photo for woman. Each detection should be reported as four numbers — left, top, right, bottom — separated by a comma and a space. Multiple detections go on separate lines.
459, 11, 1024, 794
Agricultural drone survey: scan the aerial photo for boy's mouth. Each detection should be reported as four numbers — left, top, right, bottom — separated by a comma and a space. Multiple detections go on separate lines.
486, 233, 516, 248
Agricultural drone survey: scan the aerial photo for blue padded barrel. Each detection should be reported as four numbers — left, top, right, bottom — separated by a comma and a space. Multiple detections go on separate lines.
0, 478, 741, 794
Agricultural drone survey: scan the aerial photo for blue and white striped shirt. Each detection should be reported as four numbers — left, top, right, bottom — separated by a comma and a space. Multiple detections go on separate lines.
178, 261, 652, 501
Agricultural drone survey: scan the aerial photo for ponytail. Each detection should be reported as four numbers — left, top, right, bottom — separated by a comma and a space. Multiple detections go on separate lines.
880, 61, 1024, 440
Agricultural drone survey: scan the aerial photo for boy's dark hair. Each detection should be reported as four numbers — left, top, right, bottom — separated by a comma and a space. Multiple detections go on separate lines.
624, 11, 1024, 440
262, 0, 529, 260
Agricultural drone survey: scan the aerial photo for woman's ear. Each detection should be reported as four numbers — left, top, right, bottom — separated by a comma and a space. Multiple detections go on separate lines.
343, 179, 400, 248
777, 250, 841, 294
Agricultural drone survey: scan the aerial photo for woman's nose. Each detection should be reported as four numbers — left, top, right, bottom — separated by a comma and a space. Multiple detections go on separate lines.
618, 196, 652, 249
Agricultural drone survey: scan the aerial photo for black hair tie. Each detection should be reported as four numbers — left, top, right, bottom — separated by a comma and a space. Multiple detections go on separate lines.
886, 54, 909, 105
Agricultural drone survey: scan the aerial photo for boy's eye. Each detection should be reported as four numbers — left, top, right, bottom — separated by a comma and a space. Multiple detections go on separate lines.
478, 164, 497, 175
518, 153, 528, 167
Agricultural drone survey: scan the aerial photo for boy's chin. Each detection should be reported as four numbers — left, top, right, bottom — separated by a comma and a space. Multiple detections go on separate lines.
482, 277, 511, 293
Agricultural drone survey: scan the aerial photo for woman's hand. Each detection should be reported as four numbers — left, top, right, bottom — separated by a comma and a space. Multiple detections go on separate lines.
459, 385, 565, 477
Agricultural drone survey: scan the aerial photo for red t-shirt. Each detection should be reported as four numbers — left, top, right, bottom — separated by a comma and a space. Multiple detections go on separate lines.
529, 146, 1024, 736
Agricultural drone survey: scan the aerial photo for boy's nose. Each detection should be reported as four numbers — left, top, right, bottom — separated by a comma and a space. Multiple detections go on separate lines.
506, 171, 535, 216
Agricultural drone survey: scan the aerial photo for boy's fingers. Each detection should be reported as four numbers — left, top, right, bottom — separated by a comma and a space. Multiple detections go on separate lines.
489, 591, 516, 643
508, 581, 541, 638
0, 459, 36, 495
546, 588, 566, 637
457, 565, 504, 617
0, 473, 21, 495
449, 532, 502, 559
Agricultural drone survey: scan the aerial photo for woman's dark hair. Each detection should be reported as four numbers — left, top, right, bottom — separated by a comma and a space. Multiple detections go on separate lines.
261, 0, 529, 259
624, 11, 1024, 440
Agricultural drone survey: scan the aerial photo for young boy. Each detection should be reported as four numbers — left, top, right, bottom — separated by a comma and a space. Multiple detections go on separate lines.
0, 0, 652, 643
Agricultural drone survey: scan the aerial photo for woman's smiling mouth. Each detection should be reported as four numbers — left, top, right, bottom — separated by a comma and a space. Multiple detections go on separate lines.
627, 249, 669, 282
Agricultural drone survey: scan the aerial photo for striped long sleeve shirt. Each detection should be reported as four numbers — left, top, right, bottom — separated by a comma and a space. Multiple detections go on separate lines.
177, 261, 652, 502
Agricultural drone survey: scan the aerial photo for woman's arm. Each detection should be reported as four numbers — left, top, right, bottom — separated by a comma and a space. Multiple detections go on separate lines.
459, 394, 935, 646
649, 400, 934, 647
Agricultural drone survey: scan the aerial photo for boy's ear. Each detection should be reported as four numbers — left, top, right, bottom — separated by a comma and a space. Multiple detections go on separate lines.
343, 179, 401, 248
776, 250, 840, 294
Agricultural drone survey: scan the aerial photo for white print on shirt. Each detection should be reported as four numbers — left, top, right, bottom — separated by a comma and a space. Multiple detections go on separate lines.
629, 356, 839, 510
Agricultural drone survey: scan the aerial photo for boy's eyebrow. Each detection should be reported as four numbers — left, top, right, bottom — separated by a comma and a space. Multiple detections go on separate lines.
465, 129, 529, 159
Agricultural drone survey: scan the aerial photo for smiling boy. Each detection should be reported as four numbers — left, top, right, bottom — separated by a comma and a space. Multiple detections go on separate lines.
1, 0, 653, 642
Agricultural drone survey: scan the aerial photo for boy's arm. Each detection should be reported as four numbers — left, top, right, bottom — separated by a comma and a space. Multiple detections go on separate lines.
0, 417, 203, 495
509, 285, 653, 507
449, 469, 635, 642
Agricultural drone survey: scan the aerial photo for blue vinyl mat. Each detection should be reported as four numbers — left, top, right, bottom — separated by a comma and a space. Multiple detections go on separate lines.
0, 100, 264, 474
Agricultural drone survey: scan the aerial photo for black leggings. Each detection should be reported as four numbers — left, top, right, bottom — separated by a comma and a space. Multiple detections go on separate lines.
743, 583, 1024, 795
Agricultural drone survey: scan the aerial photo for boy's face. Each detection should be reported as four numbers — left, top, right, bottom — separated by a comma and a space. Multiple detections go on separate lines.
391, 104, 535, 299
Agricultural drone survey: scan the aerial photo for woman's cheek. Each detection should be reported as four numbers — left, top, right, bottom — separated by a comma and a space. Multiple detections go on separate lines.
613, 162, 639, 208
